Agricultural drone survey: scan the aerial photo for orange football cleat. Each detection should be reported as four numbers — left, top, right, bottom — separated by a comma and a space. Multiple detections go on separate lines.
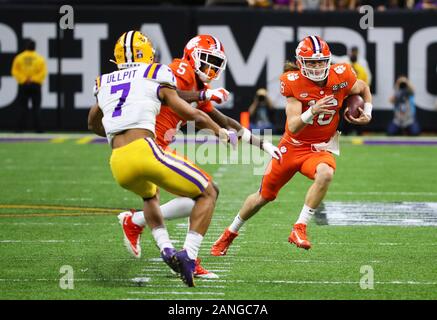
210, 228, 238, 256
194, 258, 218, 279
118, 210, 144, 258
288, 223, 311, 250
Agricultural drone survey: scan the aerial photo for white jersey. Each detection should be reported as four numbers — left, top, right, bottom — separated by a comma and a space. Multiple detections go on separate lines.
94, 63, 176, 144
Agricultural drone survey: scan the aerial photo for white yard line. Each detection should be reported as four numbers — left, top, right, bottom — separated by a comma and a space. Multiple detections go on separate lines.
127, 291, 225, 296
1, 278, 435, 286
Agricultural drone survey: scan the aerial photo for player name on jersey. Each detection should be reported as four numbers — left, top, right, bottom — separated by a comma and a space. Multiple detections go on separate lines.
106, 69, 138, 83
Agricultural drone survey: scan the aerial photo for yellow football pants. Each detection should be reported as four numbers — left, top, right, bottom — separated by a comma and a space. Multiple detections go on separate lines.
110, 138, 209, 199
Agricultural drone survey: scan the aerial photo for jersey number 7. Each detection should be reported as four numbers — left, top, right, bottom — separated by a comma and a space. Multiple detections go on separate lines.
111, 82, 131, 117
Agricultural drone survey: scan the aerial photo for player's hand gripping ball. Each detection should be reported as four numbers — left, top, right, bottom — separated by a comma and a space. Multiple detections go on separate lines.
343, 94, 364, 120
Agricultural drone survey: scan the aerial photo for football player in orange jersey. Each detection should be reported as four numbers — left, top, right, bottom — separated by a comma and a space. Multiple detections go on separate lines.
118, 34, 281, 278
211, 35, 372, 255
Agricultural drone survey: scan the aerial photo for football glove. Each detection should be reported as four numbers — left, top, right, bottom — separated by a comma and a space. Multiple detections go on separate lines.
262, 141, 282, 161
200, 88, 229, 104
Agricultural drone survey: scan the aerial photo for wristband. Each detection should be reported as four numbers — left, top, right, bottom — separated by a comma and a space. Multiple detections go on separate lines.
300, 107, 315, 124
241, 128, 252, 143
363, 102, 373, 117
199, 90, 206, 101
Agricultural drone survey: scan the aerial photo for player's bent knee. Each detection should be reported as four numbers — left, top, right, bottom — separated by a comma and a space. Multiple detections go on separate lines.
316, 164, 334, 185
199, 182, 218, 202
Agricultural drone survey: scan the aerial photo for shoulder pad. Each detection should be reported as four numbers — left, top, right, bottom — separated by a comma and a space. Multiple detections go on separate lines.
143, 63, 176, 88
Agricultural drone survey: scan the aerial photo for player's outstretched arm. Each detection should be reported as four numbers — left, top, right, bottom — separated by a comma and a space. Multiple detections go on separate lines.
160, 86, 230, 141
207, 108, 281, 160
176, 88, 229, 105
87, 104, 106, 137
345, 79, 372, 125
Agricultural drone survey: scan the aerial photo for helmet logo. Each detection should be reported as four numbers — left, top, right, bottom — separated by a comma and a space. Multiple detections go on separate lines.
186, 36, 201, 50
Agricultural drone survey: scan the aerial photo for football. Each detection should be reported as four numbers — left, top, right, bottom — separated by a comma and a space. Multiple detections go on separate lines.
343, 94, 364, 119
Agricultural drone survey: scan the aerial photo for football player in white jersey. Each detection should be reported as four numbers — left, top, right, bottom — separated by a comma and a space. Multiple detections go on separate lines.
88, 30, 232, 287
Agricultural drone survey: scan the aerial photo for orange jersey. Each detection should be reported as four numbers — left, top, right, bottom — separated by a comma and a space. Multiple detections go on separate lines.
280, 63, 357, 144
155, 58, 213, 148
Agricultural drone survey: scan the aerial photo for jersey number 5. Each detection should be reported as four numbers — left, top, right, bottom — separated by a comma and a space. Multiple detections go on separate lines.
308, 98, 338, 125
176, 62, 188, 75
111, 82, 131, 117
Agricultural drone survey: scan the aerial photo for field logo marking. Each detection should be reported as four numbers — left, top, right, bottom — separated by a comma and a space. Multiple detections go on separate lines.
59, 265, 74, 290
360, 265, 374, 290
316, 201, 437, 226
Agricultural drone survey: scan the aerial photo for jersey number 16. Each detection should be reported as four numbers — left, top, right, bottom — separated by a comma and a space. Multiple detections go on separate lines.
307, 98, 338, 126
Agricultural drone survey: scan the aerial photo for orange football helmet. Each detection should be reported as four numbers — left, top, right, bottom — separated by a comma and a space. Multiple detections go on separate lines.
183, 34, 227, 82
295, 36, 331, 82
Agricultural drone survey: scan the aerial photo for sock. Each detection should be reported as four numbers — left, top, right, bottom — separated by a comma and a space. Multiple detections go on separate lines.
229, 213, 245, 233
296, 204, 315, 225
132, 197, 195, 226
183, 230, 204, 260
161, 197, 195, 220
131, 211, 146, 227
151, 226, 174, 252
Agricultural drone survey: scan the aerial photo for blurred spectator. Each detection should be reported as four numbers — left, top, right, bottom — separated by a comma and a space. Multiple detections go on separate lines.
247, 0, 272, 7
359, 0, 389, 10
333, 46, 372, 85
414, 0, 437, 9
290, 0, 323, 11
272, 0, 292, 9
335, 47, 370, 136
350, 52, 369, 85
335, 0, 357, 10
11, 39, 47, 133
248, 88, 275, 131
387, 76, 421, 136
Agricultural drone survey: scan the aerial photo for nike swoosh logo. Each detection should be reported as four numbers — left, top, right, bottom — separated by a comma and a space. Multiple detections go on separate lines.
293, 231, 303, 244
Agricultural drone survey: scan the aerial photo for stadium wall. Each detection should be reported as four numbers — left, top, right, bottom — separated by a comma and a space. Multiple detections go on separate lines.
0, 6, 436, 132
